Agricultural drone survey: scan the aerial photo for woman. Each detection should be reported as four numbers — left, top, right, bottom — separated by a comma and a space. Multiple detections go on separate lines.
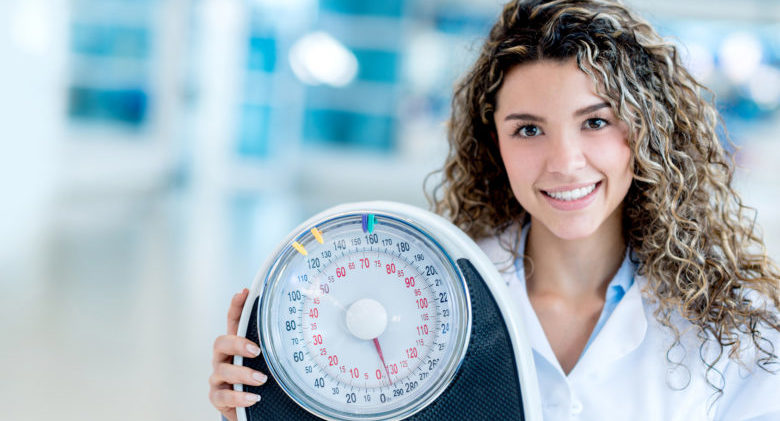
209, 0, 780, 419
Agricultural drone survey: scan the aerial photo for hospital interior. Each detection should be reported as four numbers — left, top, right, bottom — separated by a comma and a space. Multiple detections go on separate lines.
1, 0, 779, 419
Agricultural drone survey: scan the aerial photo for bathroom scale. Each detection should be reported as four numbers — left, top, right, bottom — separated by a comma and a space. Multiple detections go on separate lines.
233, 201, 542, 420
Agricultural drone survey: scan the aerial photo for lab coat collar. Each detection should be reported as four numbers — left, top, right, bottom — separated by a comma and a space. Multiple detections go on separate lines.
512, 267, 649, 381
570, 274, 648, 379
509, 224, 649, 379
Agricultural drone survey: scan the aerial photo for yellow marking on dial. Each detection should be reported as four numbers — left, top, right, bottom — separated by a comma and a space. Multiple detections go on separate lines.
292, 241, 308, 256
311, 227, 324, 244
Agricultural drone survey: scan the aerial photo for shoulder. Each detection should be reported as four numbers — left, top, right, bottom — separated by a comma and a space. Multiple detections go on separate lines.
632, 276, 780, 419
475, 225, 520, 276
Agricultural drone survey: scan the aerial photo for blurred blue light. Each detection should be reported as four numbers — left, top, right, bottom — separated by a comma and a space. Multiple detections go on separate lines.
303, 109, 395, 150
320, 0, 404, 17
353, 48, 399, 83
247, 36, 277, 73
237, 104, 272, 158
70, 23, 150, 59
67, 87, 148, 126
434, 12, 492, 35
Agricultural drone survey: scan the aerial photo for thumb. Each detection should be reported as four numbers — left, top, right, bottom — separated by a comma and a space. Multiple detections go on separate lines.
227, 288, 249, 335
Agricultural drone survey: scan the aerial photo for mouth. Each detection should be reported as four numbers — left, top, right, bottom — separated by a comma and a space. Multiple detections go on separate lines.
541, 181, 601, 202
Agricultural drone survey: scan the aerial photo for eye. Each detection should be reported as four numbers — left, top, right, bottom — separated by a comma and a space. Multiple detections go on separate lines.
512, 124, 543, 138
584, 118, 608, 130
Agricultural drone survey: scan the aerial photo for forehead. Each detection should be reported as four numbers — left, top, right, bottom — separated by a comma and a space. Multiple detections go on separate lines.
494, 59, 603, 116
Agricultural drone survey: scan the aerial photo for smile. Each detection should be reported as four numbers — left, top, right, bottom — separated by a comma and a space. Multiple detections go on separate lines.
540, 181, 602, 211
542, 182, 598, 201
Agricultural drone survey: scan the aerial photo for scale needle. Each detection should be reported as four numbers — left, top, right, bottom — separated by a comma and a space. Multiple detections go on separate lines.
373, 337, 392, 386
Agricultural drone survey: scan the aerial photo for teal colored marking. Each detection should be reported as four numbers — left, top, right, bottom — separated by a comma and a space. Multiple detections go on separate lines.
367, 214, 376, 233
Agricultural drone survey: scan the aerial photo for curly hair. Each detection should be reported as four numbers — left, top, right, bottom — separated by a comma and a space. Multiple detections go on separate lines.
428, 0, 780, 395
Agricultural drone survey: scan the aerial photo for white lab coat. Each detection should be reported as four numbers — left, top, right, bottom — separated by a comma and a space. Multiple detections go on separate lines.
478, 228, 780, 421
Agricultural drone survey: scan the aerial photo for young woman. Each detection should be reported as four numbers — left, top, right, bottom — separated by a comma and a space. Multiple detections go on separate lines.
209, 0, 780, 419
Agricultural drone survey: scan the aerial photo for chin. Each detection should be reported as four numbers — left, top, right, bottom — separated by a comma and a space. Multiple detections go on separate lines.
541, 216, 601, 241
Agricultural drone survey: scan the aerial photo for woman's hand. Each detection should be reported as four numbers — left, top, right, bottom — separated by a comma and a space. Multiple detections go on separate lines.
209, 288, 269, 421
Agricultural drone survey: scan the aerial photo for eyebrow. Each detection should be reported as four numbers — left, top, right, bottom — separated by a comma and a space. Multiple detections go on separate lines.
503, 102, 610, 122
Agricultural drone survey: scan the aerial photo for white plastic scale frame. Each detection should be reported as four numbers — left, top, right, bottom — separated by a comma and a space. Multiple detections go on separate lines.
233, 201, 542, 421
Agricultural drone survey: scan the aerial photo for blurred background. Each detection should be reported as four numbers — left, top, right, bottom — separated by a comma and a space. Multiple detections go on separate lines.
1, 0, 779, 419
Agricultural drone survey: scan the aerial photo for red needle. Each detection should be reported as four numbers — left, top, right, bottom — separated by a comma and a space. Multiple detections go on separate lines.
373, 337, 392, 385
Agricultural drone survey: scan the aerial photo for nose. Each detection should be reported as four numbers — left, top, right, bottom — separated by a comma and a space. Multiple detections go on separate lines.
545, 131, 586, 175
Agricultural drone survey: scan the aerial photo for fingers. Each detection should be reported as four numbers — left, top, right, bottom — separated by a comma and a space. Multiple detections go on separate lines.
213, 334, 262, 367
210, 362, 268, 387
210, 288, 263, 420
227, 288, 249, 335
209, 387, 262, 411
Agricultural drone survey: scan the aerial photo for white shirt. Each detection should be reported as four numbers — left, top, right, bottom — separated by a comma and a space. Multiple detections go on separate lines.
478, 225, 780, 421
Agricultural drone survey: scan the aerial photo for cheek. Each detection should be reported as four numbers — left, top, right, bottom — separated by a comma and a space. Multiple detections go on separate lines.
615, 142, 632, 178
499, 142, 539, 192
504, 166, 532, 200
611, 126, 633, 173
596, 137, 633, 189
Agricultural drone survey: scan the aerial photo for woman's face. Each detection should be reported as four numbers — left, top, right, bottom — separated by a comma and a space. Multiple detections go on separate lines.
493, 59, 633, 240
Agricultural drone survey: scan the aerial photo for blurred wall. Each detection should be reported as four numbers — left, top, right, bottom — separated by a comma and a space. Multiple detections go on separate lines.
0, 0, 65, 272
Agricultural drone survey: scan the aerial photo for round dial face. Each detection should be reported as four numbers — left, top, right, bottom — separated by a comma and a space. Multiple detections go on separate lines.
259, 212, 471, 420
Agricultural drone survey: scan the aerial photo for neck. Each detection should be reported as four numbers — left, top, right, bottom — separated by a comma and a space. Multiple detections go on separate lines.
524, 213, 626, 300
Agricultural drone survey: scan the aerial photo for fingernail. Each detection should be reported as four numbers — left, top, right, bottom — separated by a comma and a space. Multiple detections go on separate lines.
245, 393, 261, 403
246, 344, 261, 356
253, 372, 268, 384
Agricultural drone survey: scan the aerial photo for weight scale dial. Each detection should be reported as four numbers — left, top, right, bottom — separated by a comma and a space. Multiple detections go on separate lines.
257, 211, 471, 420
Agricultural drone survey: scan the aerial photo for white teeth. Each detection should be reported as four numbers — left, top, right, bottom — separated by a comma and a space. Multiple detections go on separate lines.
545, 183, 597, 201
